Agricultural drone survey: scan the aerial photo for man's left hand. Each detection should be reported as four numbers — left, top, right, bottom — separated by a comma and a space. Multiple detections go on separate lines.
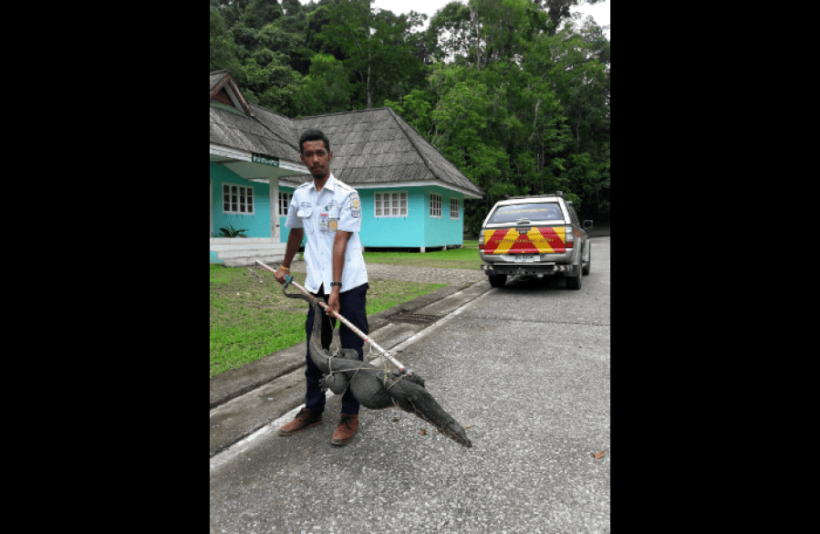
326, 291, 340, 317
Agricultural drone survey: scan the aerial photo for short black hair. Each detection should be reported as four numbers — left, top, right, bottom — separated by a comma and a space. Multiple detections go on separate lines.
299, 129, 330, 155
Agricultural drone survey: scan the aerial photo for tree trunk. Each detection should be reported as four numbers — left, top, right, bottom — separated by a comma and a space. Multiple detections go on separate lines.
366, 64, 372, 108
469, 4, 481, 71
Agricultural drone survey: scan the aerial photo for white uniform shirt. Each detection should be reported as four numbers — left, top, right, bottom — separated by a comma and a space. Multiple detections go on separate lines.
285, 173, 368, 294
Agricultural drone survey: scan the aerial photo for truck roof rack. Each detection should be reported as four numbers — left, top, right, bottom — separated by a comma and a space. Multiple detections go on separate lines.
502, 191, 565, 200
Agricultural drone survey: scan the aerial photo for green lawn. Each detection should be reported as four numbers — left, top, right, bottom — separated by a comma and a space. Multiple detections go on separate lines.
363, 245, 483, 270
210, 264, 446, 377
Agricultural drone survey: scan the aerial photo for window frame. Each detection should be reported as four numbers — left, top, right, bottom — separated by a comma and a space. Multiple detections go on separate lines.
222, 182, 255, 215
430, 192, 442, 218
450, 197, 459, 220
279, 191, 292, 217
374, 191, 408, 218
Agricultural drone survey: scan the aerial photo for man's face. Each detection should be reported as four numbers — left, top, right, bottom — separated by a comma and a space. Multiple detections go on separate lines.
300, 140, 332, 180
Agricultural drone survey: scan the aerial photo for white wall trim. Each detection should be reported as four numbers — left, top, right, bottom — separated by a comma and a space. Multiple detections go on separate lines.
210, 144, 252, 162
351, 180, 482, 199
278, 160, 308, 173
210, 144, 305, 173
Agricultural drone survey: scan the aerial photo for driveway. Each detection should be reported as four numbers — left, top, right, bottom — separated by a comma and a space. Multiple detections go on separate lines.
210, 237, 611, 533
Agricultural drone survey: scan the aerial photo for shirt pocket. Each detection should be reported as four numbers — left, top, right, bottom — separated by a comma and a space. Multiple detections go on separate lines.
297, 208, 313, 233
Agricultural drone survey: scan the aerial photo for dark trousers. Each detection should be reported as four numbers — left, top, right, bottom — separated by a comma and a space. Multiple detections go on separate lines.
304, 283, 369, 415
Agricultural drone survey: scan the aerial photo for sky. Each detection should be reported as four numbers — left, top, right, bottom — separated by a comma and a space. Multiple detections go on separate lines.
297, 0, 610, 39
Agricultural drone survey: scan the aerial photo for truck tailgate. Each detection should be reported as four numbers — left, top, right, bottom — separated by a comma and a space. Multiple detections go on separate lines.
482, 226, 566, 254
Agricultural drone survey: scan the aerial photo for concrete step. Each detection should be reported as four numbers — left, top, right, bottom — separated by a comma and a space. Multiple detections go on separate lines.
217, 246, 287, 259
210, 237, 278, 245
211, 243, 285, 253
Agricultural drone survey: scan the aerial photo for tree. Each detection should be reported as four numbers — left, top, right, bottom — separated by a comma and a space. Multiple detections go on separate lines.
208, 0, 610, 224
215, 0, 251, 27
210, 6, 241, 72
304, 4, 348, 61
536, 0, 605, 36
426, 2, 474, 63
385, 88, 433, 136
298, 53, 354, 116
243, 0, 283, 29
312, 0, 425, 108
279, 0, 308, 34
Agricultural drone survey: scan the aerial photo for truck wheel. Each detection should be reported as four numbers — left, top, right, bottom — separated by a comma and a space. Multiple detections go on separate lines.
566, 263, 582, 290
488, 274, 507, 287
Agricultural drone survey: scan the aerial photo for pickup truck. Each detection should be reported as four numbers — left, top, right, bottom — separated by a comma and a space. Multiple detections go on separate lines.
479, 191, 593, 289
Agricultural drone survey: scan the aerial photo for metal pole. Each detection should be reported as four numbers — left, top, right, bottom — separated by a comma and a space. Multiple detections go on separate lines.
255, 260, 411, 374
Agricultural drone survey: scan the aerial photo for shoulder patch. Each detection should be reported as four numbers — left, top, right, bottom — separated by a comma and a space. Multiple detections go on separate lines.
349, 190, 361, 218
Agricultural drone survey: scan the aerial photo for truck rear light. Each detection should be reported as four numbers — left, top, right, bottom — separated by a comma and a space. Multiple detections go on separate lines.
478, 233, 485, 250
565, 226, 573, 248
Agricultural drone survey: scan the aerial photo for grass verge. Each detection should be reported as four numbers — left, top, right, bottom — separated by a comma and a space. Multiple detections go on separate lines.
210, 264, 446, 378
362, 245, 483, 270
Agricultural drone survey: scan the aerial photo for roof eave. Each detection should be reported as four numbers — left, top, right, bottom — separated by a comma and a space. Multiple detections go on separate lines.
209, 72, 254, 117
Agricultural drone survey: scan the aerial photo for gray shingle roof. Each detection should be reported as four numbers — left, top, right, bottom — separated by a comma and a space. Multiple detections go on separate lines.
210, 106, 296, 160
248, 104, 300, 159
292, 108, 483, 196
210, 71, 484, 197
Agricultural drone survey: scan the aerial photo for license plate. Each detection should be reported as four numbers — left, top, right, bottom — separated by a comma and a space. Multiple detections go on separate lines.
514, 254, 537, 263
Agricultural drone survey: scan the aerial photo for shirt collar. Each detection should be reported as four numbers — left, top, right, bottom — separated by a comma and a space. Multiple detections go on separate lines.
308, 173, 336, 193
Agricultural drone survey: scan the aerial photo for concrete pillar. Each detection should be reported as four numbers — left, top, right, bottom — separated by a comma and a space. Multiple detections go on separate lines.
270, 173, 280, 241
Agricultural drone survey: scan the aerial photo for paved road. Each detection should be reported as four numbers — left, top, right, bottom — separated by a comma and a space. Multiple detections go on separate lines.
210, 237, 611, 533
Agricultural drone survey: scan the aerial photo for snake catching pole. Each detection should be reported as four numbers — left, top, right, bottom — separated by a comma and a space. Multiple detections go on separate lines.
254, 260, 413, 376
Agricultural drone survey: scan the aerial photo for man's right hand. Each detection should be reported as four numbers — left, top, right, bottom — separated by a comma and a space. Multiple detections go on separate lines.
274, 267, 289, 285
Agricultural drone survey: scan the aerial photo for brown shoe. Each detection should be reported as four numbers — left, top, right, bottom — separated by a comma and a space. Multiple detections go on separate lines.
331, 414, 359, 446
278, 408, 322, 436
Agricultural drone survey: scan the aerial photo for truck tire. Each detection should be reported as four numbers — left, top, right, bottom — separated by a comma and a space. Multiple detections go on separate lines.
566, 262, 582, 290
488, 274, 507, 287
582, 245, 591, 276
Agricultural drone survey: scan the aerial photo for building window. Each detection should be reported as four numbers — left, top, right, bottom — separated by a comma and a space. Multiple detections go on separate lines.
450, 198, 459, 220
222, 183, 254, 215
279, 191, 292, 216
375, 191, 407, 217
430, 193, 442, 218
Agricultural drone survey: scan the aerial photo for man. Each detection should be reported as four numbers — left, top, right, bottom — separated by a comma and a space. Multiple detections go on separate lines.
273, 129, 369, 446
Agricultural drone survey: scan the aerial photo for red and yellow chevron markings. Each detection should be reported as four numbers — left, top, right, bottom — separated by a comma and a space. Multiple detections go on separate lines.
482, 227, 566, 254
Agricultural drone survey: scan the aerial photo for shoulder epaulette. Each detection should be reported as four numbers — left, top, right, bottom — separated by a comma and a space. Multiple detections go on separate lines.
336, 180, 354, 193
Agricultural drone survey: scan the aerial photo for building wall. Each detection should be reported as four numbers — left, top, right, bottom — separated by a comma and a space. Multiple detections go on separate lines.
357, 187, 423, 248
210, 167, 466, 249
210, 163, 271, 238
355, 186, 464, 249
277, 185, 303, 245
422, 186, 464, 248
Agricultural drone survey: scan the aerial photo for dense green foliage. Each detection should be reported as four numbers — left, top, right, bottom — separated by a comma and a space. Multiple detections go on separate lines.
210, 0, 610, 233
